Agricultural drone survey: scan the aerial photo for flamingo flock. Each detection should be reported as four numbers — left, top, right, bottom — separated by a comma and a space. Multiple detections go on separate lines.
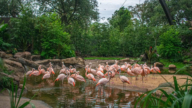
26, 60, 161, 90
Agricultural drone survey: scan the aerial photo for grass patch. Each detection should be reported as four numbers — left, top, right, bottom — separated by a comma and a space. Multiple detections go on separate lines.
84, 57, 125, 60
160, 59, 186, 69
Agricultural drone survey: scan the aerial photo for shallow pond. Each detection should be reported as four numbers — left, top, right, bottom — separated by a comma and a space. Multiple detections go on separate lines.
23, 68, 143, 108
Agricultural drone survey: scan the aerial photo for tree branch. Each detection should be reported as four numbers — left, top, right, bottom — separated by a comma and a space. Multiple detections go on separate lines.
67, 0, 77, 24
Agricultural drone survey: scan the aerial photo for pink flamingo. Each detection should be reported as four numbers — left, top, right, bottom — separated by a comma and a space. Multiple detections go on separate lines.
38, 65, 46, 75
96, 68, 105, 78
29, 68, 41, 82
55, 73, 67, 85
104, 62, 109, 71
85, 67, 96, 83
25, 68, 34, 76
97, 64, 104, 73
126, 68, 135, 83
121, 62, 128, 72
67, 72, 75, 87
119, 70, 131, 90
96, 71, 112, 96
154, 63, 161, 73
71, 71, 86, 82
69, 65, 76, 73
60, 62, 66, 74
87, 63, 97, 75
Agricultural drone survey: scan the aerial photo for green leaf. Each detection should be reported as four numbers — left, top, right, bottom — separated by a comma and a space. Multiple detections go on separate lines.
173, 76, 179, 92
16, 76, 26, 108
30, 103, 36, 108
182, 94, 192, 108
18, 101, 30, 108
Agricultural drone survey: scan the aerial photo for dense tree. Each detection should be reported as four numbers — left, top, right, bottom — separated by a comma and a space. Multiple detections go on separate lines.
37, 0, 99, 25
108, 7, 132, 32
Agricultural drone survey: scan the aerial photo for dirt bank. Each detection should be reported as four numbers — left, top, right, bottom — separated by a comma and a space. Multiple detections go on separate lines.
102, 74, 191, 93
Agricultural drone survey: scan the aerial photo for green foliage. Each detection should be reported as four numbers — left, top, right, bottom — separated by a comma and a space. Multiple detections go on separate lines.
157, 27, 182, 62
145, 47, 159, 64
159, 59, 186, 69
10, 4, 35, 52
37, 0, 99, 25
0, 22, 12, 51
35, 13, 75, 59
8, 76, 36, 108
0, 58, 13, 88
108, 6, 131, 32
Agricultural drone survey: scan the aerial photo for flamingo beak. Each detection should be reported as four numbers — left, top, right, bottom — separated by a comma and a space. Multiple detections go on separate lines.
55, 79, 58, 82
52, 71, 55, 74
158, 70, 161, 73
73, 82, 75, 87
96, 83, 100, 86
93, 78, 96, 82
127, 81, 131, 84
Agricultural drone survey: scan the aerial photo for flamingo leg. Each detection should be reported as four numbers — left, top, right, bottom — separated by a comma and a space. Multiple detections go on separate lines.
103, 86, 104, 99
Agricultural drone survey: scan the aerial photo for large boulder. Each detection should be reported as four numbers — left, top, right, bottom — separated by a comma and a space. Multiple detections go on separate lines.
35, 59, 62, 68
0, 51, 6, 58
3, 59, 25, 73
62, 57, 77, 64
62, 57, 85, 68
14, 52, 31, 60
31, 55, 41, 61
5, 54, 13, 58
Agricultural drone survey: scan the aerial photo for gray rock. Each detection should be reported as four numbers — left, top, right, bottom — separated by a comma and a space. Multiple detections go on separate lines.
14, 52, 31, 60
31, 55, 41, 61
5, 54, 13, 58
0, 51, 6, 58
3, 59, 25, 73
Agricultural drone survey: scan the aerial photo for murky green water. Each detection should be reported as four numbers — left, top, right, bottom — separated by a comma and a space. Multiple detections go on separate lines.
23, 68, 142, 108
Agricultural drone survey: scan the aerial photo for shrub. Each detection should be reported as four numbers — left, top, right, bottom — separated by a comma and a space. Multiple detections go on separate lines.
157, 27, 182, 62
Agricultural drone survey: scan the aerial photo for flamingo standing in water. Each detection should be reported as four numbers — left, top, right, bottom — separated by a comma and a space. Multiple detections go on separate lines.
38, 65, 46, 75
96, 71, 112, 97
42, 68, 51, 86
71, 71, 86, 82
86, 63, 97, 75
119, 70, 131, 90
96, 67, 105, 78
55, 73, 67, 86
25, 68, 34, 77
85, 67, 96, 84
67, 72, 75, 87
29, 68, 41, 82
97, 64, 104, 73
60, 62, 66, 74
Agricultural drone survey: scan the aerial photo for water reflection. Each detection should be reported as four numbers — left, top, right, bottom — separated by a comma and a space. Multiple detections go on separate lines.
23, 68, 142, 108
